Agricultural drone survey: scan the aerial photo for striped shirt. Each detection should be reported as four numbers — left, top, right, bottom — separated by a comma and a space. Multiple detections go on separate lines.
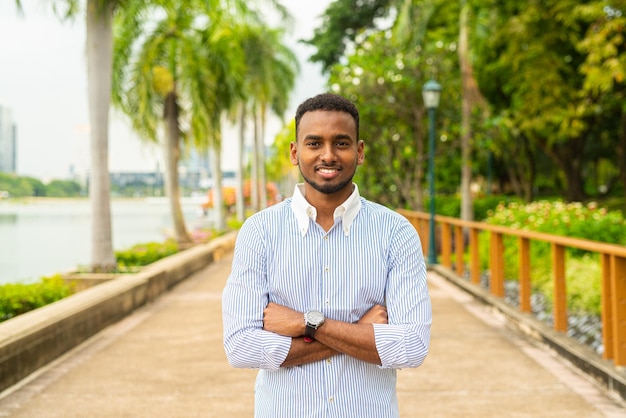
222, 184, 432, 418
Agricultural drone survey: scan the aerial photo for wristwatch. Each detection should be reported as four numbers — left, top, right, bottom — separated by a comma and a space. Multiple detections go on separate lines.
304, 310, 325, 339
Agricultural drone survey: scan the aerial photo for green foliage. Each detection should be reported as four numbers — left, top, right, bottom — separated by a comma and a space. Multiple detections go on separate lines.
528, 254, 603, 316
115, 240, 179, 269
0, 173, 83, 198
418, 194, 522, 219
329, 26, 459, 209
480, 200, 625, 315
0, 275, 74, 322
304, 0, 393, 73
307, 0, 626, 205
486, 200, 626, 245
45, 179, 83, 197
473, 195, 524, 221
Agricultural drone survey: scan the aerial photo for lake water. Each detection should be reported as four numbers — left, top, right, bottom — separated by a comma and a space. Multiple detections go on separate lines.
0, 197, 213, 284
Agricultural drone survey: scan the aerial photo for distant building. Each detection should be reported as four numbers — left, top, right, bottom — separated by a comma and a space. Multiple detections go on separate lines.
108, 171, 165, 195
0, 104, 17, 173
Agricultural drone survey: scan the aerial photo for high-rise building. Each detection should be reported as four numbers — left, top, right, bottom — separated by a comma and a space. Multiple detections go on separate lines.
0, 104, 17, 173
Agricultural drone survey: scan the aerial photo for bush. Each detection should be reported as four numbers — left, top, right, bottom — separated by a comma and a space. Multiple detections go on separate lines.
0, 275, 74, 322
485, 200, 626, 245
480, 200, 625, 315
115, 239, 179, 269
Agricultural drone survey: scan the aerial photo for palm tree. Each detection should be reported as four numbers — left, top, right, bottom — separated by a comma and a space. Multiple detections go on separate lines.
112, 1, 250, 243
45, 0, 124, 272
236, 24, 298, 214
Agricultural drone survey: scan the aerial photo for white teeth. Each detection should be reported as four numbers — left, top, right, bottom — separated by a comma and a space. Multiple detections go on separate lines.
319, 168, 336, 174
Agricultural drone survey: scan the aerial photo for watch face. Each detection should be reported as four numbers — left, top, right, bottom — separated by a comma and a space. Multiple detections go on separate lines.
307, 310, 324, 326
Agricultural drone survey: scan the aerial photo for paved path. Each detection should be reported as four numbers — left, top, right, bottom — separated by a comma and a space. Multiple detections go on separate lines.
0, 253, 624, 417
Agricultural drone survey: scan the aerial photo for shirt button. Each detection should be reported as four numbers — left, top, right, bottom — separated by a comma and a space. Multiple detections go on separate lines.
326, 358, 332, 364
328, 396, 334, 403
324, 266, 329, 272
324, 235, 328, 240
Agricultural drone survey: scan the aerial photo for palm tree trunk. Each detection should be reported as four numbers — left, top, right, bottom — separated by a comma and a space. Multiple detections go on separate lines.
211, 144, 226, 231
236, 105, 246, 222
86, 0, 116, 272
251, 110, 259, 212
164, 91, 192, 245
258, 107, 268, 208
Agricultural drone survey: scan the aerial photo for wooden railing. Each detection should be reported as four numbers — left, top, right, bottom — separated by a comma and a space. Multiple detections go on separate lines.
397, 209, 626, 367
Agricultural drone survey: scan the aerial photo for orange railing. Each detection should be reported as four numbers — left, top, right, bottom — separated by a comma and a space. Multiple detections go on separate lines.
397, 210, 626, 367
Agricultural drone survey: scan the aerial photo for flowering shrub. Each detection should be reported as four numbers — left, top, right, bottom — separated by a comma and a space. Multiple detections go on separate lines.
479, 200, 625, 315
485, 200, 625, 245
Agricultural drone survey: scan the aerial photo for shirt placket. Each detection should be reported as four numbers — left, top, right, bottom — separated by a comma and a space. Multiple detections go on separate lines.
321, 223, 341, 413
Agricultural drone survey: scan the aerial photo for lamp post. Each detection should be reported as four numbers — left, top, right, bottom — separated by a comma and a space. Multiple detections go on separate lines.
422, 79, 441, 265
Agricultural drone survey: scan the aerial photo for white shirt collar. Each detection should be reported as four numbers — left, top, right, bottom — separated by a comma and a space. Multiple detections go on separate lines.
291, 183, 362, 237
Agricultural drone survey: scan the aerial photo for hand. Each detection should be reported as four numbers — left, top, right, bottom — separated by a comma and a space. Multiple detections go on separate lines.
358, 304, 388, 325
263, 302, 305, 337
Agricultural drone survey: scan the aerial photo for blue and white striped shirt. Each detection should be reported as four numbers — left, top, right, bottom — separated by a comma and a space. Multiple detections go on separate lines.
222, 184, 432, 418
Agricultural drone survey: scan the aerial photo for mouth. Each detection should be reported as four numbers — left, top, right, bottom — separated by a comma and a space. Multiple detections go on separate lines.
316, 166, 340, 179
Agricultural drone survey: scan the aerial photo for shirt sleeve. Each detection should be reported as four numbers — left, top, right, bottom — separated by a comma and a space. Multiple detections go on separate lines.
222, 216, 291, 370
373, 218, 432, 369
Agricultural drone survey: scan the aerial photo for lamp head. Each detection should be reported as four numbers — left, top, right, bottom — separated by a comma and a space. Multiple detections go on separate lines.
422, 80, 442, 109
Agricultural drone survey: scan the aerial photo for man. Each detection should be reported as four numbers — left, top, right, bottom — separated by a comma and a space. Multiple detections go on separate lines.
222, 93, 432, 417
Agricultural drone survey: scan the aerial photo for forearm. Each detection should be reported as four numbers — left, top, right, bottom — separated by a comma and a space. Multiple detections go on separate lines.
314, 320, 381, 365
264, 302, 385, 366
281, 337, 339, 367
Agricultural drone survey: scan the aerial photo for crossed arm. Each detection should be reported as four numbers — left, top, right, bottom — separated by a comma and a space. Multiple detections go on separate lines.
262, 302, 388, 367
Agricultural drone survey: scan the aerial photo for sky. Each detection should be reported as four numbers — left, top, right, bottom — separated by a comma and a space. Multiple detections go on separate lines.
0, 1, 331, 180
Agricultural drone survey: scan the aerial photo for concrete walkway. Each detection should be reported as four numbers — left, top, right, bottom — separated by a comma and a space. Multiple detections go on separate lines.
0, 253, 624, 417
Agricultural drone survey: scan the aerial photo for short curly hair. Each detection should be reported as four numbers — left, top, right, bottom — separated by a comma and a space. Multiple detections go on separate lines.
294, 93, 359, 140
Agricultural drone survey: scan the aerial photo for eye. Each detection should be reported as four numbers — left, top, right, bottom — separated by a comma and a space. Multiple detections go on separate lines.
306, 141, 321, 147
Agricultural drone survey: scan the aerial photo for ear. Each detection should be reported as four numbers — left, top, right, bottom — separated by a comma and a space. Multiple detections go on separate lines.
289, 141, 299, 166
357, 140, 365, 165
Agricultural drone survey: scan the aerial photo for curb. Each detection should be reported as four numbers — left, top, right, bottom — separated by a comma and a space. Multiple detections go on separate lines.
0, 231, 237, 393
432, 264, 626, 402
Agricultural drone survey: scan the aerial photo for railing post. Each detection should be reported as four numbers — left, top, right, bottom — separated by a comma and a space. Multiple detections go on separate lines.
420, 218, 429, 259
601, 253, 613, 360
490, 232, 504, 297
552, 244, 567, 332
470, 229, 480, 285
610, 255, 626, 366
455, 225, 465, 276
441, 223, 452, 268
518, 237, 531, 313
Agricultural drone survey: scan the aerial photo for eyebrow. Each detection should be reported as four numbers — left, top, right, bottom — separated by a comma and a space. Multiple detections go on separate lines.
303, 133, 354, 141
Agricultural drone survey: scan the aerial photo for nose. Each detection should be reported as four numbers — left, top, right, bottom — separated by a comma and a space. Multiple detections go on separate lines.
320, 143, 337, 164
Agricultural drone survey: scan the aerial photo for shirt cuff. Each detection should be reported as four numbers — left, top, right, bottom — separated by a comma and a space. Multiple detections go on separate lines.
259, 332, 292, 370
373, 323, 408, 369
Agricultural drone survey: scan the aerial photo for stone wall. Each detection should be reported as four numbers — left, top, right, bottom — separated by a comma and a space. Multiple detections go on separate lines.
0, 231, 237, 394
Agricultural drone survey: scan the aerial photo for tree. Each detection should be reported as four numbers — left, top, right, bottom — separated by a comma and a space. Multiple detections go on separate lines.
473, 0, 624, 202
577, 1, 626, 200
112, 1, 247, 243
231, 23, 297, 217
247, 26, 297, 211
304, 0, 393, 73
40, 0, 122, 272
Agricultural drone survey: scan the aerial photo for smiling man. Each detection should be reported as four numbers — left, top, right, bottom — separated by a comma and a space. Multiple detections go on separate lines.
222, 93, 432, 417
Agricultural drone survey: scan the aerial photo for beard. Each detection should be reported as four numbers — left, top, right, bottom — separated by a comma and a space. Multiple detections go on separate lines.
299, 167, 355, 195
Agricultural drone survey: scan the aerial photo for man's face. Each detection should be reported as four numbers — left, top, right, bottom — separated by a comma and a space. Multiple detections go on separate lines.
290, 110, 364, 196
